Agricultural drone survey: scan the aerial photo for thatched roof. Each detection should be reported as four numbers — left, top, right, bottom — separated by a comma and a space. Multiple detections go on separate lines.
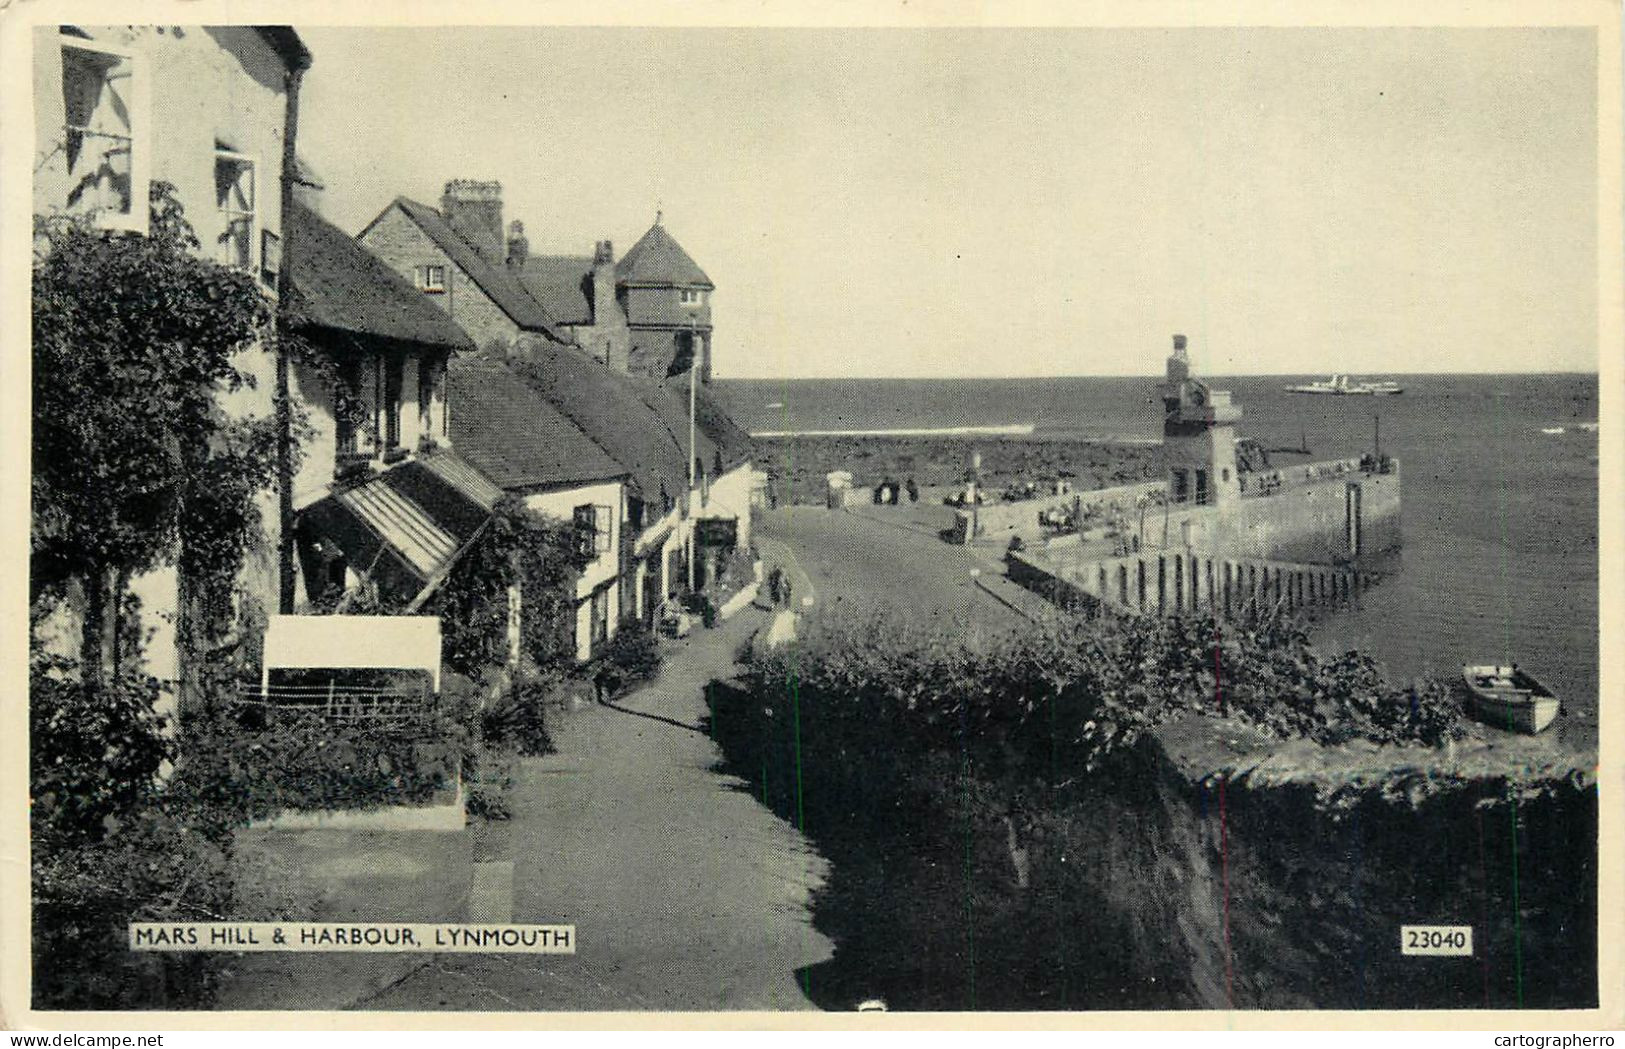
447, 358, 628, 493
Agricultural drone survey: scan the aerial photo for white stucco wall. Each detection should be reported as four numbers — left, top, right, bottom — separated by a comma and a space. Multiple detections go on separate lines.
33, 26, 292, 687
523, 480, 625, 661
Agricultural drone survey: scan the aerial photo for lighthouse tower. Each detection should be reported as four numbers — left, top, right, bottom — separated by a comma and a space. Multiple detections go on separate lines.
1159, 334, 1242, 510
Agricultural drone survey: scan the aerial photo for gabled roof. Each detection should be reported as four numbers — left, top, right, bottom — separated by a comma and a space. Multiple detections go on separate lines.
285, 200, 473, 352
616, 223, 713, 289
386, 197, 563, 338
510, 343, 719, 507
447, 358, 628, 493
516, 255, 596, 326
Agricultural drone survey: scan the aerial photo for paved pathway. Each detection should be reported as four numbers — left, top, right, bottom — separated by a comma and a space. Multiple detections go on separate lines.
361, 608, 833, 1011
757, 506, 1033, 630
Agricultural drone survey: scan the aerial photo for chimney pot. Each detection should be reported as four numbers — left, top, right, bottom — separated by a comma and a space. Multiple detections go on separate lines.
506, 220, 529, 269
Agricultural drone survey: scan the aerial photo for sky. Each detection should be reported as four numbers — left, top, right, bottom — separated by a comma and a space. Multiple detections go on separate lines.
296, 26, 1599, 379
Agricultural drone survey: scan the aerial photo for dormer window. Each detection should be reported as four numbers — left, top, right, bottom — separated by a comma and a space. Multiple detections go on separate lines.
60, 37, 142, 227
416, 265, 446, 293
679, 288, 702, 307
214, 148, 256, 270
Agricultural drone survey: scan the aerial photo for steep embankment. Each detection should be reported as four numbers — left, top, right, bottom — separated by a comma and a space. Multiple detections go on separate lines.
708, 682, 1596, 1011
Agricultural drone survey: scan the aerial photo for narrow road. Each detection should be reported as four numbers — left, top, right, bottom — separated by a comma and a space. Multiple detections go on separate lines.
757, 506, 1043, 628
363, 608, 833, 1010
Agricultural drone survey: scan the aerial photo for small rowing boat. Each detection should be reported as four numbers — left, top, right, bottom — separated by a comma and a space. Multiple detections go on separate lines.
1461, 664, 1561, 734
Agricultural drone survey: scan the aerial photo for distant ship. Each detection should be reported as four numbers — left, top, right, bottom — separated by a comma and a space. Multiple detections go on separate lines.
1285, 375, 1404, 396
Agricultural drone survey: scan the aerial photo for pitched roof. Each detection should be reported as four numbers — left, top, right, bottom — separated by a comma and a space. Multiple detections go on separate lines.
447, 358, 628, 493
285, 200, 473, 351
509, 343, 718, 506
616, 223, 713, 288
298, 453, 493, 604
516, 255, 595, 326
389, 197, 563, 337
670, 379, 756, 469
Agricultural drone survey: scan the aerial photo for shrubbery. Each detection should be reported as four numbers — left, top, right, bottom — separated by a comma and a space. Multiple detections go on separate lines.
597, 619, 663, 690
479, 676, 558, 758
746, 605, 1463, 784
722, 604, 1467, 1009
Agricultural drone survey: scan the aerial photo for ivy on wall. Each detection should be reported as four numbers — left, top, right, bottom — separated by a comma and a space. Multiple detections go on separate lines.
428, 496, 585, 680
32, 182, 282, 689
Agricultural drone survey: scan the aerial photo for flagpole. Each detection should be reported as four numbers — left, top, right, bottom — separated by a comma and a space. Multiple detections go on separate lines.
687, 314, 698, 591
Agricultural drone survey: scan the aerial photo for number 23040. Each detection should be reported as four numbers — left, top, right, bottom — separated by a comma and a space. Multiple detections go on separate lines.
1401, 925, 1473, 956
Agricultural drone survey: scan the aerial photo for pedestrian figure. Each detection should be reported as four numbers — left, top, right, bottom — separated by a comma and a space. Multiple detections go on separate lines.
906, 477, 919, 502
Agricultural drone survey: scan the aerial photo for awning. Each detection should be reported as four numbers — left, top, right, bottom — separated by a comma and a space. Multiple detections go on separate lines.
297, 452, 497, 607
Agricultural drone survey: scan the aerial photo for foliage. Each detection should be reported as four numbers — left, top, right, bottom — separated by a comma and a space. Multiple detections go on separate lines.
745, 605, 1466, 794
718, 605, 1470, 1009
33, 798, 240, 1009
596, 618, 663, 688
32, 182, 272, 594
430, 497, 584, 679
29, 655, 239, 1009
32, 183, 282, 685
479, 677, 558, 758
29, 658, 171, 850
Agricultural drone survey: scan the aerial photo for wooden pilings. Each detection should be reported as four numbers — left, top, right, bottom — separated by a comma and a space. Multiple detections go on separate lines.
1063, 549, 1365, 616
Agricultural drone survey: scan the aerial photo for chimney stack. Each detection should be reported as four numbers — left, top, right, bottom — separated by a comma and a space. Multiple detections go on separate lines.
506, 220, 529, 269
591, 240, 618, 325
441, 179, 504, 263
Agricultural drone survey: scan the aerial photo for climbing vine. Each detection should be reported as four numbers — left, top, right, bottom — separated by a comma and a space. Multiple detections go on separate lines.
32, 182, 282, 687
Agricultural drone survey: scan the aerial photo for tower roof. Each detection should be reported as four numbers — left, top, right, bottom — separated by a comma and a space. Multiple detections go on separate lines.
616, 222, 713, 289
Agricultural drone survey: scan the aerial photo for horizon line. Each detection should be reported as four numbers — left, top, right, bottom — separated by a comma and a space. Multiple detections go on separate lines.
712, 368, 1601, 382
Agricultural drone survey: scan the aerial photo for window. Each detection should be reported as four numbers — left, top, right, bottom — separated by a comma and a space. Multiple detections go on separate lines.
260, 229, 280, 290
573, 505, 613, 560
60, 39, 137, 220
214, 149, 256, 270
382, 355, 404, 451
679, 288, 701, 306
416, 265, 446, 293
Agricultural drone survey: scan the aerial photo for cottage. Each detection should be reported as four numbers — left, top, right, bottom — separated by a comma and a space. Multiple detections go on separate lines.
446, 359, 632, 661
356, 181, 566, 357
506, 342, 756, 625
281, 197, 511, 612
31, 24, 311, 692
359, 182, 718, 383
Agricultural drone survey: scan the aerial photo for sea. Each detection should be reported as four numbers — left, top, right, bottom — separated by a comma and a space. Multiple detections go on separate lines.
718, 373, 1601, 747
